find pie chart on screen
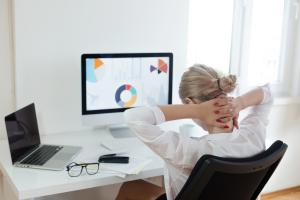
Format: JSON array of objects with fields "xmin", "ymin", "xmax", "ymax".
[{"xmin": 115, "ymin": 84, "xmax": 137, "ymax": 108}]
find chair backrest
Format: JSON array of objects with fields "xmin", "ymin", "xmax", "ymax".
[{"xmin": 175, "ymin": 140, "xmax": 288, "ymax": 200}]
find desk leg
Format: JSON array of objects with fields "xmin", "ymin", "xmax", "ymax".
[{"xmin": 144, "ymin": 176, "xmax": 164, "ymax": 187}]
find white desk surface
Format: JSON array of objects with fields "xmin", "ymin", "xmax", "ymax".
[{"xmin": 0, "ymin": 129, "xmax": 165, "ymax": 200}]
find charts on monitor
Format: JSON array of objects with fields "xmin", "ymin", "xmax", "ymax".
[{"xmin": 85, "ymin": 57, "xmax": 170, "ymax": 110}]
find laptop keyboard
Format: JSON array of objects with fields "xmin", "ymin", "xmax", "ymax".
[{"xmin": 20, "ymin": 145, "xmax": 63, "ymax": 166}]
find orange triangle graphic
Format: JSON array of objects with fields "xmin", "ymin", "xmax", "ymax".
[
  {"xmin": 94, "ymin": 58, "xmax": 104, "ymax": 69},
  {"xmin": 158, "ymin": 59, "xmax": 168, "ymax": 73}
]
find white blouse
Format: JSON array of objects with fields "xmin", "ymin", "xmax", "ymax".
[{"xmin": 124, "ymin": 85, "xmax": 273, "ymax": 200}]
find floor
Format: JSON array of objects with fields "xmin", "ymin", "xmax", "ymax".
[{"xmin": 261, "ymin": 186, "xmax": 300, "ymax": 200}]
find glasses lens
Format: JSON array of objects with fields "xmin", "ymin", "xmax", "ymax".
[
  {"xmin": 68, "ymin": 165, "xmax": 83, "ymax": 177},
  {"xmin": 86, "ymin": 164, "xmax": 99, "ymax": 175}
]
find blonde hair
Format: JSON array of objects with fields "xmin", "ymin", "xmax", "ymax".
[{"xmin": 179, "ymin": 64, "xmax": 237, "ymax": 103}]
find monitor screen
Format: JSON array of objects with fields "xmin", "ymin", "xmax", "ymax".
[{"xmin": 81, "ymin": 53, "xmax": 173, "ymax": 116}]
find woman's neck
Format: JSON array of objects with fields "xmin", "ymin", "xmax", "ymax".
[{"xmin": 208, "ymin": 120, "xmax": 234, "ymax": 134}]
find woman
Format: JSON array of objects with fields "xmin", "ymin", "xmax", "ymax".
[{"xmin": 116, "ymin": 64, "xmax": 273, "ymax": 200}]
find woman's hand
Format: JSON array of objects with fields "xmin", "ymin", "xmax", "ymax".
[
  {"xmin": 193, "ymin": 97, "xmax": 235, "ymax": 128},
  {"xmin": 212, "ymin": 97, "xmax": 243, "ymax": 129}
]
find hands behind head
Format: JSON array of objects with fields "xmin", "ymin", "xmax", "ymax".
[{"xmin": 196, "ymin": 96, "xmax": 241, "ymax": 129}]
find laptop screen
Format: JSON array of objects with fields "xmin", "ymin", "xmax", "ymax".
[{"xmin": 5, "ymin": 103, "xmax": 41, "ymax": 163}]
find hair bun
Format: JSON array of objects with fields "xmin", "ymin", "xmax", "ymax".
[{"xmin": 219, "ymin": 74, "xmax": 236, "ymax": 93}]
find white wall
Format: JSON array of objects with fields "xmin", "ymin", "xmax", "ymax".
[
  {"xmin": 0, "ymin": 0, "xmax": 15, "ymax": 139},
  {"xmin": 13, "ymin": 0, "xmax": 189, "ymax": 135}
]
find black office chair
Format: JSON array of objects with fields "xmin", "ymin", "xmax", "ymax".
[{"xmin": 156, "ymin": 140, "xmax": 287, "ymax": 200}]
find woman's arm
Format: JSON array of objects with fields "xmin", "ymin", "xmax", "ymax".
[
  {"xmin": 124, "ymin": 97, "xmax": 233, "ymax": 150},
  {"xmin": 124, "ymin": 97, "xmax": 234, "ymax": 168},
  {"xmin": 234, "ymin": 87, "xmax": 265, "ymax": 112},
  {"xmin": 124, "ymin": 100, "xmax": 232, "ymax": 169},
  {"xmin": 233, "ymin": 85, "xmax": 273, "ymax": 150}
]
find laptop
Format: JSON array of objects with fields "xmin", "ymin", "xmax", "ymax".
[{"xmin": 4, "ymin": 103, "xmax": 82, "ymax": 171}]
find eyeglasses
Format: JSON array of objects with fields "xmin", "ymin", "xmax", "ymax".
[{"xmin": 66, "ymin": 162, "xmax": 100, "ymax": 177}]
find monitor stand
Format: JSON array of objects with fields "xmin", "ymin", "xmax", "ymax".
[{"xmin": 108, "ymin": 125, "xmax": 136, "ymax": 138}]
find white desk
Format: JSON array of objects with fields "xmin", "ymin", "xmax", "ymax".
[{"xmin": 0, "ymin": 129, "xmax": 165, "ymax": 200}]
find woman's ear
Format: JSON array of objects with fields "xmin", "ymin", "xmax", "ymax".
[{"xmin": 184, "ymin": 98, "xmax": 194, "ymax": 104}]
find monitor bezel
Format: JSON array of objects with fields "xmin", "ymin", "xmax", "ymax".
[{"xmin": 81, "ymin": 52, "xmax": 173, "ymax": 115}]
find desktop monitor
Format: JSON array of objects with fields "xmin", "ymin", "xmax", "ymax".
[{"xmin": 81, "ymin": 53, "xmax": 173, "ymax": 127}]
